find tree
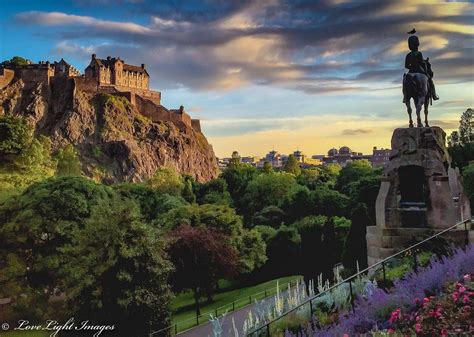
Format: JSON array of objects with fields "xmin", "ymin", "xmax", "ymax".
[
  {"xmin": 321, "ymin": 218, "xmax": 338, "ymax": 282},
  {"xmin": 462, "ymin": 161, "xmax": 474, "ymax": 208},
  {"xmin": 252, "ymin": 205, "xmax": 286, "ymax": 228},
  {"xmin": 284, "ymin": 154, "xmax": 301, "ymax": 175},
  {"xmin": 182, "ymin": 176, "xmax": 196, "ymax": 203},
  {"xmin": 342, "ymin": 204, "xmax": 369, "ymax": 274},
  {"xmin": 265, "ymin": 225, "xmax": 301, "ymax": 278},
  {"xmin": 335, "ymin": 160, "xmax": 373, "ymax": 195},
  {"xmin": 0, "ymin": 115, "xmax": 31, "ymax": 158},
  {"xmin": 0, "ymin": 176, "xmax": 116, "ymax": 322},
  {"xmin": 61, "ymin": 198, "xmax": 173, "ymax": 336},
  {"xmin": 310, "ymin": 185, "xmax": 350, "ymax": 217},
  {"xmin": 220, "ymin": 163, "xmax": 257, "ymax": 212},
  {"xmin": 194, "ymin": 178, "xmax": 232, "ymax": 205},
  {"xmin": 147, "ymin": 167, "xmax": 184, "ymax": 196},
  {"xmin": 459, "ymin": 108, "xmax": 473, "ymax": 144},
  {"xmin": 169, "ymin": 225, "xmax": 238, "ymax": 315},
  {"xmin": 56, "ymin": 144, "xmax": 82, "ymax": 176},
  {"xmin": 228, "ymin": 151, "xmax": 242, "ymax": 168},
  {"xmin": 1, "ymin": 56, "xmax": 29, "ymax": 67},
  {"xmin": 262, "ymin": 161, "xmax": 273, "ymax": 173},
  {"xmin": 163, "ymin": 203, "xmax": 267, "ymax": 274}
]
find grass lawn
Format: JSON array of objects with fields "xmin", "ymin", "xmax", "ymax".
[{"xmin": 171, "ymin": 275, "xmax": 301, "ymax": 333}]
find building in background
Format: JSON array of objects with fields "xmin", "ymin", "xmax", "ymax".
[{"xmin": 371, "ymin": 147, "xmax": 391, "ymax": 167}]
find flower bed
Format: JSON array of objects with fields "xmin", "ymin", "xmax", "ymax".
[{"xmin": 285, "ymin": 244, "xmax": 474, "ymax": 336}]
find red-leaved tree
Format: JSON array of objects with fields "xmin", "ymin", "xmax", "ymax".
[{"xmin": 168, "ymin": 225, "xmax": 239, "ymax": 316}]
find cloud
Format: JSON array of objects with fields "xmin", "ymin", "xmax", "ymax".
[
  {"xmin": 14, "ymin": 0, "xmax": 474, "ymax": 94},
  {"xmin": 341, "ymin": 128, "xmax": 374, "ymax": 136}
]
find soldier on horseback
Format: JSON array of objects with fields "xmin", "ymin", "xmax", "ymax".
[
  {"xmin": 403, "ymin": 35, "xmax": 439, "ymax": 103},
  {"xmin": 402, "ymin": 34, "xmax": 439, "ymax": 128}
]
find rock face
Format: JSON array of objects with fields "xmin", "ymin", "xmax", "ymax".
[
  {"xmin": 366, "ymin": 127, "xmax": 471, "ymax": 265},
  {"xmin": 0, "ymin": 78, "xmax": 219, "ymax": 183}
]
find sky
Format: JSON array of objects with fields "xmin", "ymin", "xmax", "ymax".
[{"xmin": 0, "ymin": 0, "xmax": 473, "ymax": 158}]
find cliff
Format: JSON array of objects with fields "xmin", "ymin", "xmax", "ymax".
[{"xmin": 0, "ymin": 78, "xmax": 219, "ymax": 183}]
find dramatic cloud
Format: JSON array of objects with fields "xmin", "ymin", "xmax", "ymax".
[
  {"xmin": 14, "ymin": 0, "xmax": 474, "ymax": 93},
  {"xmin": 341, "ymin": 128, "xmax": 374, "ymax": 136}
]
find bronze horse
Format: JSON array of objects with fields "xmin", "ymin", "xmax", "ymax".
[{"xmin": 403, "ymin": 72, "xmax": 430, "ymax": 128}]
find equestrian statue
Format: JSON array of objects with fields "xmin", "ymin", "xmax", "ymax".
[{"xmin": 402, "ymin": 30, "xmax": 439, "ymax": 128}]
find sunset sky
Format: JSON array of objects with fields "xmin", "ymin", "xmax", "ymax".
[{"xmin": 1, "ymin": 0, "xmax": 473, "ymax": 158}]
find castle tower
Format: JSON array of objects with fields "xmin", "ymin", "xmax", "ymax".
[{"xmin": 366, "ymin": 127, "xmax": 471, "ymax": 265}]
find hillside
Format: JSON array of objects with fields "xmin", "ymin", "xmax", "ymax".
[{"xmin": 0, "ymin": 78, "xmax": 219, "ymax": 183}]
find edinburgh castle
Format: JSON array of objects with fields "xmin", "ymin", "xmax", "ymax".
[{"xmin": 0, "ymin": 54, "xmax": 201, "ymax": 131}]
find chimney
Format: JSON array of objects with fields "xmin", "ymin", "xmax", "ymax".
[
  {"xmin": 92, "ymin": 54, "xmax": 96, "ymax": 59},
  {"xmin": 141, "ymin": 64, "xmax": 145, "ymax": 69}
]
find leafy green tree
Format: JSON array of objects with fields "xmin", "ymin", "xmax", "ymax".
[
  {"xmin": 228, "ymin": 151, "xmax": 242, "ymax": 167},
  {"xmin": 448, "ymin": 109, "xmax": 474, "ymax": 171},
  {"xmin": 253, "ymin": 225, "xmax": 277, "ymax": 243},
  {"xmin": 220, "ymin": 163, "xmax": 257, "ymax": 212},
  {"xmin": 335, "ymin": 160, "xmax": 373, "ymax": 195},
  {"xmin": 0, "ymin": 176, "xmax": 116, "ymax": 322},
  {"xmin": 182, "ymin": 176, "xmax": 196, "ymax": 203},
  {"xmin": 62, "ymin": 198, "xmax": 173, "ymax": 336},
  {"xmin": 169, "ymin": 225, "xmax": 238, "ymax": 315},
  {"xmin": 345, "ymin": 174, "xmax": 381, "ymax": 225},
  {"xmin": 252, "ymin": 205, "xmax": 286, "ymax": 228},
  {"xmin": 342, "ymin": 204, "xmax": 369, "ymax": 274},
  {"xmin": 114, "ymin": 183, "xmax": 186, "ymax": 221},
  {"xmin": 0, "ymin": 115, "xmax": 31, "ymax": 158},
  {"xmin": 311, "ymin": 185, "xmax": 350, "ymax": 217},
  {"xmin": 462, "ymin": 161, "xmax": 474, "ymax": 208},
  {"xmin": 293, "ymin": 215, "xmax": 327, "ymax": 282},
  {"xmin": 262, "ymin": 161, "xmax": 273, "ymax": 173},
  {"xmin": 265, "ymin": 225, "xmax": 301, "ymax": 278},
  {"xmin": 241, "ymin": 172, "xmax": 301, "ymax": 219},
  {"xmin": 296, "ymin": 168, "xmax": 325, "ymax": 189},
  {"xmin": 459, "ymin": 108, "xmax": 473, "ymax": 144},
  {"xmin": 1, "ymin": 56, "xmax": 29, "ymax": 67},
  {"xmin": 284, "ymin": 154, "xmax": 301, "ymax": 175},
  {"xmin": 195, "ymin": 178, "xmax": 232, "ymax": 205},
  {"xmin": 321, "ymin": 218, "xmax": 338, "ymax": 281},
  {"xmin": 148, "ymin": 167, "xmax": 184, "ymax": 196},
  {"xmin": 56, "ymin": 144, "xmax": 82, "ymax": 176},
  {"xmin": 163, "ymin": 203, "xmax": 266, "ymax": 274}
]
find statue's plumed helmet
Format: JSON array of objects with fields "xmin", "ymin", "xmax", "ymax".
[{"xmin": 408, "ymin": 35, "xmax": 420, "ymax": 51}]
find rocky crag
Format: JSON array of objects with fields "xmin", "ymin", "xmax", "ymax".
[{"xmin": 0, "ymin": 78, "xmax": 219, "ymax": 183}]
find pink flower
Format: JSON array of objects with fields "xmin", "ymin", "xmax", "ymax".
[
  {"xmin": 452, "ymin": 291, "xmax": 459, "ymax": 301},
  {"xmin": 441, "ymin": 328, "xmax": 448, "ymax": 336},
  {"xmin": 387, "ymin": 328, "xmax": 395, "ymax": 333},
  {"xmin": 463, "ymin": 274, "xmax": 471, "ymax": 282},
  {"xmin": 463, "ymin": 294, "xmax": 470, "ymax": 303},
  {"xmin": 343, "ymin": 334, "xmax": 349, "ymax": 337},
  {"xmin": 423, "ymin": 297, "xmax": 430, "ymax": 303},
  {"xmin": 389, "ymin": 308, "xmax": 401, "ymax": 323},
  {"xmin": 458, "ymin": 285, "xmax": 466, "ymax": 293},
  {"xmin": 415, "ymin": 323, "xmax": 423, "ymax": 333}
]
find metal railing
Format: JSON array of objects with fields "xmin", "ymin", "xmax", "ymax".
[
  {"xmin": 246, "ymin": 219, "xmax": 472, "ymax": 336},
  {"xmin": 150, "ymin": 277, "xmax": 302, "ymax": 336}
]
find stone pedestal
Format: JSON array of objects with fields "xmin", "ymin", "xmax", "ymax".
[{"xmin": 367, "ymin": 127, "xmax": 471, "ymax": 265}]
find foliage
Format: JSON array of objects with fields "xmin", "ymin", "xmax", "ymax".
[
  {"xmin": 0, "ymin": 176, "xmax": 116, "ymax": 322},
  {"xmin": 284, "ymin": 154, "xmax": 301, "ymax": 176},
  {"xmin": 342, "ymin": 204, "xmax": 369, "ymax": 273},
  {"xmin": 194, "ymin": 177, "xmax": 232, "ymax": 205},
  {"xmin": 169, "ymin": 225, "xmax": 238, "ymax": 316},
  {"xmin": 55, "ymin": 144, "xmax": 82, "ymax": 176},
  {"xmin": 448, "ymin": 108, "xmax": 474, "ymax": 171},
  {"xmin": 0, "ymin": 115, "xmax": 31, "ymax": 157},
  {"xmin": 147, "ymin": 167, "xmax": 184, "ymax": 196},
  {"xmin": 60, "ymin": 198, "xmax": 173, "ymax": 336},
  {"xmin": 335, "ymin": 160, "xmax": 373, "ymax": 195},
  {"xmin": 1, "ymin": 56, "xmax": 29, "ymax": 67},
  {"xmin": 265, "ymin": 225, "xmax": 302, "ymax": 278},
  {"xmin": 182, "ymin": 176, "xmax": 196, "ymax": 203},
  {"xmin": 252, "ymin": 205, "xmax": 286, "ymax": 228},
  {"xmin": 462, "ymin": 161, "xmax": 474, "ymax": 207},
  {"xmin": 220, "ymin": 162, "xmax": 258, "ymax": 212},
  {"xmin": 114, "ymin": 183, "xmax": 186, "ymax": 221},
  {"xmin": 262, "ymin": 161, "xmax": 273, "ymax": 173},
  {"xmin": 163, "ymin": 203, "xmax": 266, "ymax": 274}
]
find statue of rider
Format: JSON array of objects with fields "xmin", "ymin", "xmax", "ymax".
[{"xmin": 403, "ymin": 35, "xmax": 439, "ymax": 103}]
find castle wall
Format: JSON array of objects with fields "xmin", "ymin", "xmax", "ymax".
[
  {"xmin": 73, "ymin": 77, "xmax": 99, "ymax": 92},
  {"xmin": 191, "ymin": 119, "xmax": 201, "ymax": 132},
  {"xmin": 15, "ymin": 66, "xmax": 54, "ymax": 84},
  {"xmin": 0, "ymin": 68, "xmax": 14, "ymax": 89}
]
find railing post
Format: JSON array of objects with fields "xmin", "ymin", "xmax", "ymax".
[
  {"xmin": 464, "ymin": 220, "xmax": 469, "ymax": 246},
  {"xmin": 232, "ymin": 301, "xmax": 235, "ymax": 311},
  {"xmin": 196, "ymin": 314, "xmax": 199, "ymax": 326},
  {"xmin": 174, "ymin": 324, "xmax": 177, "ymax": 335},
  {"xmin": 382, "ymin": 261, "xmax": 386, "ymax": 283},
  {"xmin": 349, "ymin": 279, "xmax": 355, "ymax": 312},
  {"xmin": 215, "ymin": 308, "xmax": 218, "ymax": 317},
  {"xmin": 264, "ymin": 290, "xmax": 267, "ymax": 298},
  {"xmin": 266, "ymin": 323, "xmax": 271, "ymax": 337},
  {"xmin": 309, "ymin": 299, "xmax": 313, "ymax": 320},
  {"xmin": 412, "ymin": 249, "xmax": 418, "ymax": 273},
  {"xmin": 249, "ymin": 295, "xmax": 252, "ymax": 304}
]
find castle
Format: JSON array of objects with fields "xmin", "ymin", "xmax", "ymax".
[{"xmin": 0, "ymin": 54, "xmax": 201, "ymax": 132}]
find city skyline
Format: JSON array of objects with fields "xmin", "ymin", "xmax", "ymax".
[{"xmin": 2, "ymin": 0, "xmax": 472, "ymax": 157}]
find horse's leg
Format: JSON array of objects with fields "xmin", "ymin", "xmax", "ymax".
[
  {"xmin": 406, "ymin": 100, "xmax": 413, "ymax": 128},
  {"xmin": 416, "ymin": 97, "xmax": 423, "ymax": 127},
  {"xmin": 424, "ymin": 99, "xmax": 429, "ymax": 127}
]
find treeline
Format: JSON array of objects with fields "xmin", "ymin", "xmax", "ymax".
[{"xmin": 0, "ymin": 109, "xmax": 473, "ymax": 336}]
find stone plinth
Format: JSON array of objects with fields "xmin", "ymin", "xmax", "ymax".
[{"xmin": 367, "ymin": 127, "xmax": 471, "ymax": 264}]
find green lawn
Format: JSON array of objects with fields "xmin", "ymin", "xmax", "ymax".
[{"xmin": 171, "ymin": 275, "xmax": 302, "ymax": 333}]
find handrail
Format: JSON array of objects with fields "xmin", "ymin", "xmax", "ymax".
[
  {"xmin": 150, "ymin": 277, "xmax": 302, "ymax": 336},
  {"xmin": 246, "ymin": 218, "xmax": 472, "ymax": 336}
]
